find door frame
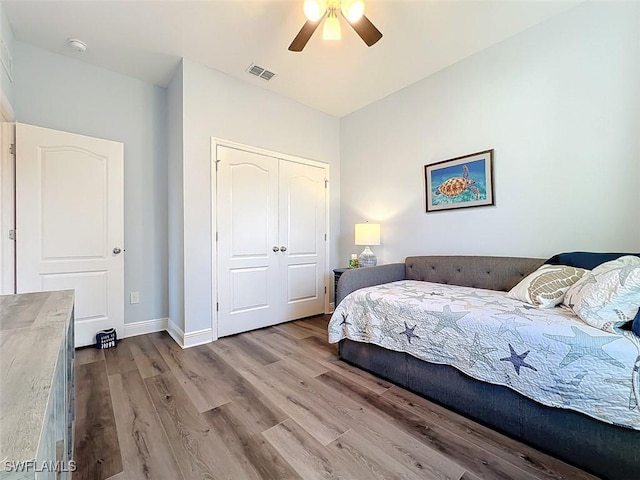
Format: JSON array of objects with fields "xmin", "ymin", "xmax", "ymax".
[
  {"xmin": 210, "ymin": 138, "xmax": 331, "ymax": 340},
  {"xmin": 0, "ymin": 87, "xmax": 15, "ymax": 295}
]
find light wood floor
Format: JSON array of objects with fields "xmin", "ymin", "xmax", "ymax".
[{"xmin": 73, "ymin": 315, "xmax": 597, "ymax": 480}]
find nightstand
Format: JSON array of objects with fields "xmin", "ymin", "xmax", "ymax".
[{"xmin": 333, "ymin": 268, "xmax": 349, "ymax": 306}]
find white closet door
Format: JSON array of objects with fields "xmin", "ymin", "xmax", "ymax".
[
  {"xmin": 216, "ymin": 146, "xmax": 280, "ymax": 337},
  {"xmin": 216, "ymin": 144, "xmax": 328, "ymax": 337},
  {"xmin": 279, "ymin": 160, "xmax": 326, "ymax": 321},
  {"xmin": 15, "ymin": 123, "xmax": 124, "ymax": 347}
]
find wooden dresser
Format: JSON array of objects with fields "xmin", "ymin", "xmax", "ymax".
[{"xmin": 0, "ymin": 291, "xmax": 75, "ymax": 479}]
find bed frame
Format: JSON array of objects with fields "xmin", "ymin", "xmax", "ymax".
[{"xmin": 336, "ymin": 256, "xmax": 639, "ymax": 480}]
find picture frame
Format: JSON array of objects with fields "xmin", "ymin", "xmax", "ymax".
[{"xmin": 424, "ymin": 149, "xmax": 494, "ymax": 213}]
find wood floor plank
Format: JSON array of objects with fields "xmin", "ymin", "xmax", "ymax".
[
  {"xmin": 461, "ymin": 472, "xmax": 484, "ymax": 480},
  {"xmin": 262, "ymin": 419, "xmax": 372, "ymax": 480},
  {"xmin": 104, "ymin": 339, "xmax": 138, "ymax": 376},
  {"xmin": 256, "ymin": 329, "xmax": 392, "ymax": 395},
  {"xmin": 300, "ymin": 334, "xmax": 339, "ymax": 357},
  {"xmin": 221, "ymin": 353, "xmax": 350, "ymax": 446},
  {"xmin": 202, "ymin": 403, "xmax": 301, "ymax": 480},
  {"xmin": 129, "ymin": 334, "xmax": 169, "ymax": 378},
  {"xmin": 208, "ymin": 335, "xmax": 282, "ymax": 375},
  {"xmin": 327, "ymin": 428, "xmax": 432, "ymax": 480},
  {"xmin": 108, "ymin": 370, "xmax": 183, "ymax": 480},
  {"xmin": 74, "ymin": 360, "xmax": 123, "ymax": 480},
  {"xmin": 316, "ymin": 369, "xmax": 540, "ymax": 480},
  {"xmin": 150, "ymin": 332, "xmax": 231, "ymax": 412},
  {"xmin": 246, "ymin": 330, "xmax": 330, "ymax": 377},
  {"xmin": 187, "ymin": 344, "xmax": 289, "ymax": 433},
  {"xmin": 272, "ymin": 321, "xmax": 316, "ymax": 339},
  {"xmin": 223, "ymin": 334, "xmax": 281, "ymax": 366},
  {"xmin": 323, "ymin": 357, "xmax": 393, "ymax": 395},
  {"xmin": 381, "ymin": 387, "xmax": 598, "ymax": 480},
  {"xmin": 75, "ymin": 346, "xmax": 105, "ymax": 365},
  {"xmin": 333, "ymin": 401, "xmax": 466, "ymax": 480},
  {"xmin": 289, "ymin": 318, "xmax": 330, "ymax": 339},
  {"xmin": 145, "ymin": 371, "xmax": 247, "ymax": 480}
]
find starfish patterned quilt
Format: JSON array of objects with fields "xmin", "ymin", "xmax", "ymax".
[{"xmin": 329, "ymin": 280, "xmax": 640, "ymax": 430}]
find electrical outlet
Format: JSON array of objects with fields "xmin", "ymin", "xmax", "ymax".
[{"xmin": 130, "ymin": 292, "xmax": 140, "ymax": 304}]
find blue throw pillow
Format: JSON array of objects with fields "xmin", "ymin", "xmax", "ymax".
[{"xmin": 545, "ymin": 252, "xmax": 640, "ymax": 270}]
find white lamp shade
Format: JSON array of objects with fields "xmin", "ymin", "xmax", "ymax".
[
  {"xmin": 355, "ymin": 223, "xmax": 380, "ymax": 246},
  {"xmin": 322, "ymin": 13, "xmax": 342, "ymax": 40},
  {"xmin": 341, "ymin": 0, "xmax": 365, "ymax": 22},
  {"xmin": 303, "ymin": 0, "xmax": 327, "ymax": 22}
]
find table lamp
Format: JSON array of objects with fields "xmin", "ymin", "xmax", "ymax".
[{"xmin": 355, "ymin": 223, "xmax": 380, "ymax": 267}]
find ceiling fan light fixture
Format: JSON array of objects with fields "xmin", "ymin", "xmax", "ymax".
[
  {"xmin": 341, "ymin": 0, "xmax": 365, "ymax": 23},
  {"xmin": 303, "ymin": 0, "xmax": 327, "ymax": 22},
  {"xmin": 322, "ymin": 10, "xmax": 342, "ymax": 40}
]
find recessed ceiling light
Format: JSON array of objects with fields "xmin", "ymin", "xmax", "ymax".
[{"xmin": 67, "ymin": 38, "xmax": 87, "ymax": 53}]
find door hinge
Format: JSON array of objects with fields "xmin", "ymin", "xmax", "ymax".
[
  {"xmin": 216, "ymin": 232, "xmax": 219, "ymax": 241},
  {"xmin": 324, "ymin": 233, "xmax": 327, "ymax": 241},
  {"xmin": 8, "ymin": 229, "xmax": 15, "ymax": 241},
  {"xmin": 9, "ymin": 144, "xmax": 15, "ymax": 155},
  {"xmin": 324, "ymin": 285, "xmax": 327, "ymax": 294},
  {"xmin": 324, "ymin": 179, "xmax": 328, "ymax": 188},
  {"xmin": 216, "ymin": 302, "xmax": 219, "ymax": 311}
]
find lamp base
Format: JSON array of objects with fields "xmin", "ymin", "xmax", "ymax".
[{"xmin": 358, "ymin": 246, "xmax": 377, "ymax": 268}]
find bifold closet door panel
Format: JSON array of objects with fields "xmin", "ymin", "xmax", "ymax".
[
  {"xmin": 216, "ymin": 146, "xmax": 281, "ymax": 337},
  {"xmin": 278, "ymin": 160, "xmax": 326, "ymax": 321}
]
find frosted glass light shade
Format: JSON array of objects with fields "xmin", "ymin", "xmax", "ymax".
[
  {"xmin": 322, "ymin": 13, "xmax": 341, "ymax": 40},
  {"xmin": 355, "ymin": 223, "xmax": 380, "ymax": 246},
  {"xmin": 303, "ymin": 0, "xmax": 327, "ymax": 21},
  {"xmin": 341, "ymin": 0, "xmax": 365, "ymax": 22}
]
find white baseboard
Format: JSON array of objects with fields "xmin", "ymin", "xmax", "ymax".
[
  {"xmin": 123, "ymin": 317, "xmax": 168, "ymax": 338},
  {"xmin": 183, "ymin": 328, "xmax": 214, "ymax": 348},
  {"xmin": 167, "ymin": 318, "xmax": 185, "ymax": 348},
  {"xmin": 124, "ymin": 317, "xmax": 214, "ymax": 349}
]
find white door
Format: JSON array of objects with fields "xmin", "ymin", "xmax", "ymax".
[
  {"xmin": 216, "ymin": 146, "xmax": 280, "ymax": 337},
  {"xmin": 279, "ymin": 160, "xmax": 326, "ymax": 321},
  {"xmin": 216, "ymin": 145, "xmax": 327, "ymax": 337},
  {"xmin": 16, "ymin": 123, "xmax": 124, "ymax": 347}
]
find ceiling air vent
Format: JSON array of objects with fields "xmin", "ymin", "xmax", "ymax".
[{"xmin": 246, "ymin": 63, "xmax": 277, "ymax": 81}]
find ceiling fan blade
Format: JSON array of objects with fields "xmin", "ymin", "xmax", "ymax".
[
  {"xmin": 348, "ymin": 14, "xmax": 383, "ymax": 47},
  {"xmin": 288, "ymin": 19, "xmax": 322, "ymax": 52}
]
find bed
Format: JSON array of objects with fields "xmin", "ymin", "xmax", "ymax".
[{"xmin": 330, "ymin": 255, "xmax": 640, "ymax": 480}]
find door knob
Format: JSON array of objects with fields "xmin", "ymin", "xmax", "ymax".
[
  {"xmin": 280, "ymin": 246, "xmax": 287, "ymax": 252},
  {"xmin": 113, "ymin": 247, "xmax": 122, "ymax": 255},
  {"xmin": 272, "ymin": 246, "xmax": 279, "ymax": 252}
]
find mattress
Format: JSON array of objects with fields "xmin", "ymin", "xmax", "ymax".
[{"xmin": 329, "ymin": 280, "xmax": 640, "ymax": 430}]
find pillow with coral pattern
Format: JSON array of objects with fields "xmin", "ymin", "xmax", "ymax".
[
  {"xmin": 564, "ymin": 255, "xmax": 640, "ymax": 332},
  {"xmin": 506, "ymin": 264, "xmax": 588, "ymax": 308}
]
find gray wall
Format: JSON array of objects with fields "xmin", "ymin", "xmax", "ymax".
[
  {"xmin": 167, "ymin": 61, "xmax": 184, "ymax": 331},
  {"xmin": 340, "ymin": 2, "xmax": 640, "ymax": 264},
  {"xmin": 176, "ymin": 59, "xmax": 341, "ymax": 335},
  {"xmin": 13, "ymin": 42, "xmax": 169, "ymax": 324}
]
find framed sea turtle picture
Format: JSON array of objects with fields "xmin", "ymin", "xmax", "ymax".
[{"xmin": 424, "ymin": 149, "xmax": 495, "ymax": 212}]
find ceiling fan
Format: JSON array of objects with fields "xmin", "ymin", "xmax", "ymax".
[{"xmin": 289, "ymin": 0, "xmax": 383, "ymax": 52}]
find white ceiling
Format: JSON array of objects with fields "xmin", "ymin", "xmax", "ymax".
[{"xmin": 3, "ymin": 1, "xmax": 579, "ymax": 117}]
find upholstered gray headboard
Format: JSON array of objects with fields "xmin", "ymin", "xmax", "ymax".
[
  {"xmin": 405, "ymin": 256, "xmax": 544, "ymax": 292},
  {"xmin": 336, "ymin": 255, "xmax": 546, "ymax": 305}
]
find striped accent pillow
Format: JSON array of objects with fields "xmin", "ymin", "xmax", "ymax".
[{"xmin": 506, "ymin": 264, "xmax": 587, "ymax": 308}]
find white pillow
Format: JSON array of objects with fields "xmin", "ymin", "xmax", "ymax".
[
  {"xmin": 506, "ymin": 264, "xmax": 588, "ymax": 308},
  {"xmin": 564, "ymin": 255, "xmax": 640, "ymax": 332}
]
